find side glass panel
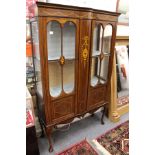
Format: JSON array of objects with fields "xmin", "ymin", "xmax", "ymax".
[
  {"xmin": 31, "ymin": 21, "xmax": 43, "ymax": 97},
  {"xmin": 63, "ymin": 60, "xmax": 75, "ymax": 93},
  {"xmin": 47, "ymin": 21, "xmax": 61, "ymax": 60},
  {"xmin": 103, "ymin": 25, "xmax": 112, "ymax": 54},
  {"xmin": 48, "ymin": 61, "xmax": 62, "ymax": 97},
  {"xmin": 63, "ymin": 22, "xmax": 75, "ymax": 59}
]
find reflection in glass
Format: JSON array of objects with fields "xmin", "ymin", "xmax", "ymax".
[
  {"xmin": 31, "ymin": 22, "xmax": 43, "ymax": 96},
  {"xmin": 92, "ymin": 24, "xmax": 103, "ymax": 56},
  {"xmin": 115, "ymin": 46, "xmax": 129, "ymax": 108},
  {"xmin": 47, "ymin": 21, "xmax": 61, "ymax": 60},
  {"xmin": 100, "ymin": 56, "xmax": 109, "ymax": 84},
  {"xmin": 103, "ymin": 25, "xmax": 112, "ymax": 54},
  {"xmin": 48, "ymin": 61, "xmax": 62, "ymax": 97},
  {"xmin": 63, "ymin": 22, "xmax": 75, "ymax": 59},
  {"xmin": 63, "ymin": 60, "xmax": 75, "ymax": 93},
  {"xmin": 31, "ymin": 22, "xmax": 40, "ymax": 60},
  {"xmin": 90, "ymin": 57, "xmax": 100, "ymax": 86}
]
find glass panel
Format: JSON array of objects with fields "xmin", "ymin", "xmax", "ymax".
[
  {"xmin": 32, "ymin": 22, "xmax": 40, "ymax": 60},
  {"xmin": 90, "ymin": 56, "xmax": 100, "ymax": 86},
  {"xmin": 31, "ymin": 21, "xmax": 43, "ymax": 97},
  {"xmin": 48, "ymin": 61, "xmax": 62, "ymax": 97},
  {"xmin": 115, "ymin": 46, "xmax": 129, "ymax": 108},
  {"xmin": 63, "ymin": 60, "xmax": 75, "ymax": 93},
  {"xmin": 100, "ymin": 56, "xmax": 109, "ymax": 84},
  {"xmin": 92, "ymin": 24, "xmax": 103, "ymax": 56},
  {"xmin": 103, "ymin": 25, "xmax": 112, "ymax": 54},
  {"xmin": 47, "ymin": 21, "xmax": 61, "ymax": 60},
  {"xmin": 63, "ymin": 22, "xmax": 75, "ymax": 59}
]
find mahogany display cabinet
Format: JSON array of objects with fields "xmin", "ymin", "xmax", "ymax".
[{"xmin": 29, "ymin": 2, "xmax": 120, "ymax": 152}]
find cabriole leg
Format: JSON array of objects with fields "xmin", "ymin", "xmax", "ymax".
[
  {"xmin": 101, "ymin": 107, "xmax": 106, "ymax": 125},
  {"xmin": 38, "ymin": 118, "xmax": 44, "ymax": 137},
  {"xmin": 91, "ymin": 113, "xmax": 94, "ymax": 117},
  {"xmin": 45, "ymin": 127, "xmax": 53, "ymax": 152}
]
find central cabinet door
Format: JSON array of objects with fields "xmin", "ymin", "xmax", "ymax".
[
  {"xmin": 45, "ymin": 18, "xmax": 79, "ymax": 123},
  {"xmin": 87, "ymin": 20, "xmax": 113, "ymax": 110}
]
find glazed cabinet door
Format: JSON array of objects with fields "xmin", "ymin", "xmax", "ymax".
[
  {"xmin": 87, "ymin": 20, "xmax": 115, "ymax": 110},
  {"xmin": 44, "ymin": 17, "xmax": 79, "ymax": 123}
]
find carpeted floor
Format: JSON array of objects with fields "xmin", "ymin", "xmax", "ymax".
[
  {"xmin": 38, "ymin": 112, "xmax": 129, "ymax": 155},
  {"xmin": 96, "ymin": 121, "xmax": 129, "ymax": 155},
  {"xmin": 57, "ymin": 139, "xmax": 98, "ymax": 155}
]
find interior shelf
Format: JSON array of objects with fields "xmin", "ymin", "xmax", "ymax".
[
  {"xmin": 48, "ymin": 56, "xmax": 75, "ymax": 61},
  {"xmin": 92, "ymin": 50, "xmax": 110, "ymax": 57}
]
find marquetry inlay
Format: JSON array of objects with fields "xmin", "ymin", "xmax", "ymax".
[{"xmin": 81, "ymin": 36, "xmax": 89, "ymax": 67}]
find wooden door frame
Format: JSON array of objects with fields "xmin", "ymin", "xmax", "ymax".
[
  {"xmin": 87, "ymin": 20, "xmax": 117, "ymax": 112},
  {"xmin": 41, "ymin": 17, "xmax": 79, "ymax": 124}
]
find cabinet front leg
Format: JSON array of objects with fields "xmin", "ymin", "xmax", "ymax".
[
  {"xmin": 45, "ymin": 127, "xmax": 53, "ymax": 153},
  {"xmin": 91, "ymin": 113, "xmax": 94, "ymax": 117},
  {"xmin": 38, "ymin": 118, "xmax": 45, "ymax": 137},
  {"xmin": 101, "ymin": 107, "xmax": 106, "ymax": 125}
]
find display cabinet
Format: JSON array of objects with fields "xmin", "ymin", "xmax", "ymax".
[{"xmin": 29, "ymin": 2, "xmax": 120, "ymax": 152}]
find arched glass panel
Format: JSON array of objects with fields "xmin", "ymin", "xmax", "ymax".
[
  {"xmin": 47, "ymin": 21, "xmax": 62, "ymax": 97},
  {"xmin": 90, "ymin": 56, "xmax": 100, "ymax": 86},
  {"xmin": 48, "ymin": 61, "xmax": 62, "ymax": 97},
  {"xmin": 91, "ymin": 24, "xmax": 103, "ymax": 87},
  {"xmin": 103, "ymin": 25, "xmax": 112, "ymax": 54},
  {"xmin": 63, "ymin": 60, "xmax": 75, "ymax": 93},
  {"xmin": 100, "ymin": 56, "xmax": 109, "ymax": 84},
  {"xmin": 47, "ymin": 21, "xmax": 61, "ymax": 60},
  {"xmin": 63, "ymin": 22, "xmax": 75, "ymax": 59},
  {"xmin": 92, "ymin": 24, "xmax": 103, "ymax": 56}
]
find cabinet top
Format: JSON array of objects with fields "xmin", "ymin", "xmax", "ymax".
[{"xmin": 29, "ymin": 2, "xmax": 120, "ymax": 21}]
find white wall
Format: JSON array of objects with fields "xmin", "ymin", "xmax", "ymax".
[
  {"xmin": 47, "ymin": 0, "xmax": 117, "ymax": 12},
  {"xmin": 117, "ymin": 25, "xmax": 129, "ymax": 36},
  {"xmin": 47, "ymin": 0, "xmax": 129, "ymax": 37}
]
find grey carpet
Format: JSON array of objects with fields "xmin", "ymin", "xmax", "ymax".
[{"xmin": 38, "ymin": 112, "xmax": 129, "ymax": 155}]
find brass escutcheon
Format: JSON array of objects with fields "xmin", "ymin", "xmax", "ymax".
[
  {"xmin": 100, "ymin": 53, "xmax": 104, "ymax": 60},
  {"xmin": 82, "ymin": 36, "xmax": 89, "ymax": 63},
  {"xmin": 59, "ymin": 56, "xmax": 65, "ymax": 65}
]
